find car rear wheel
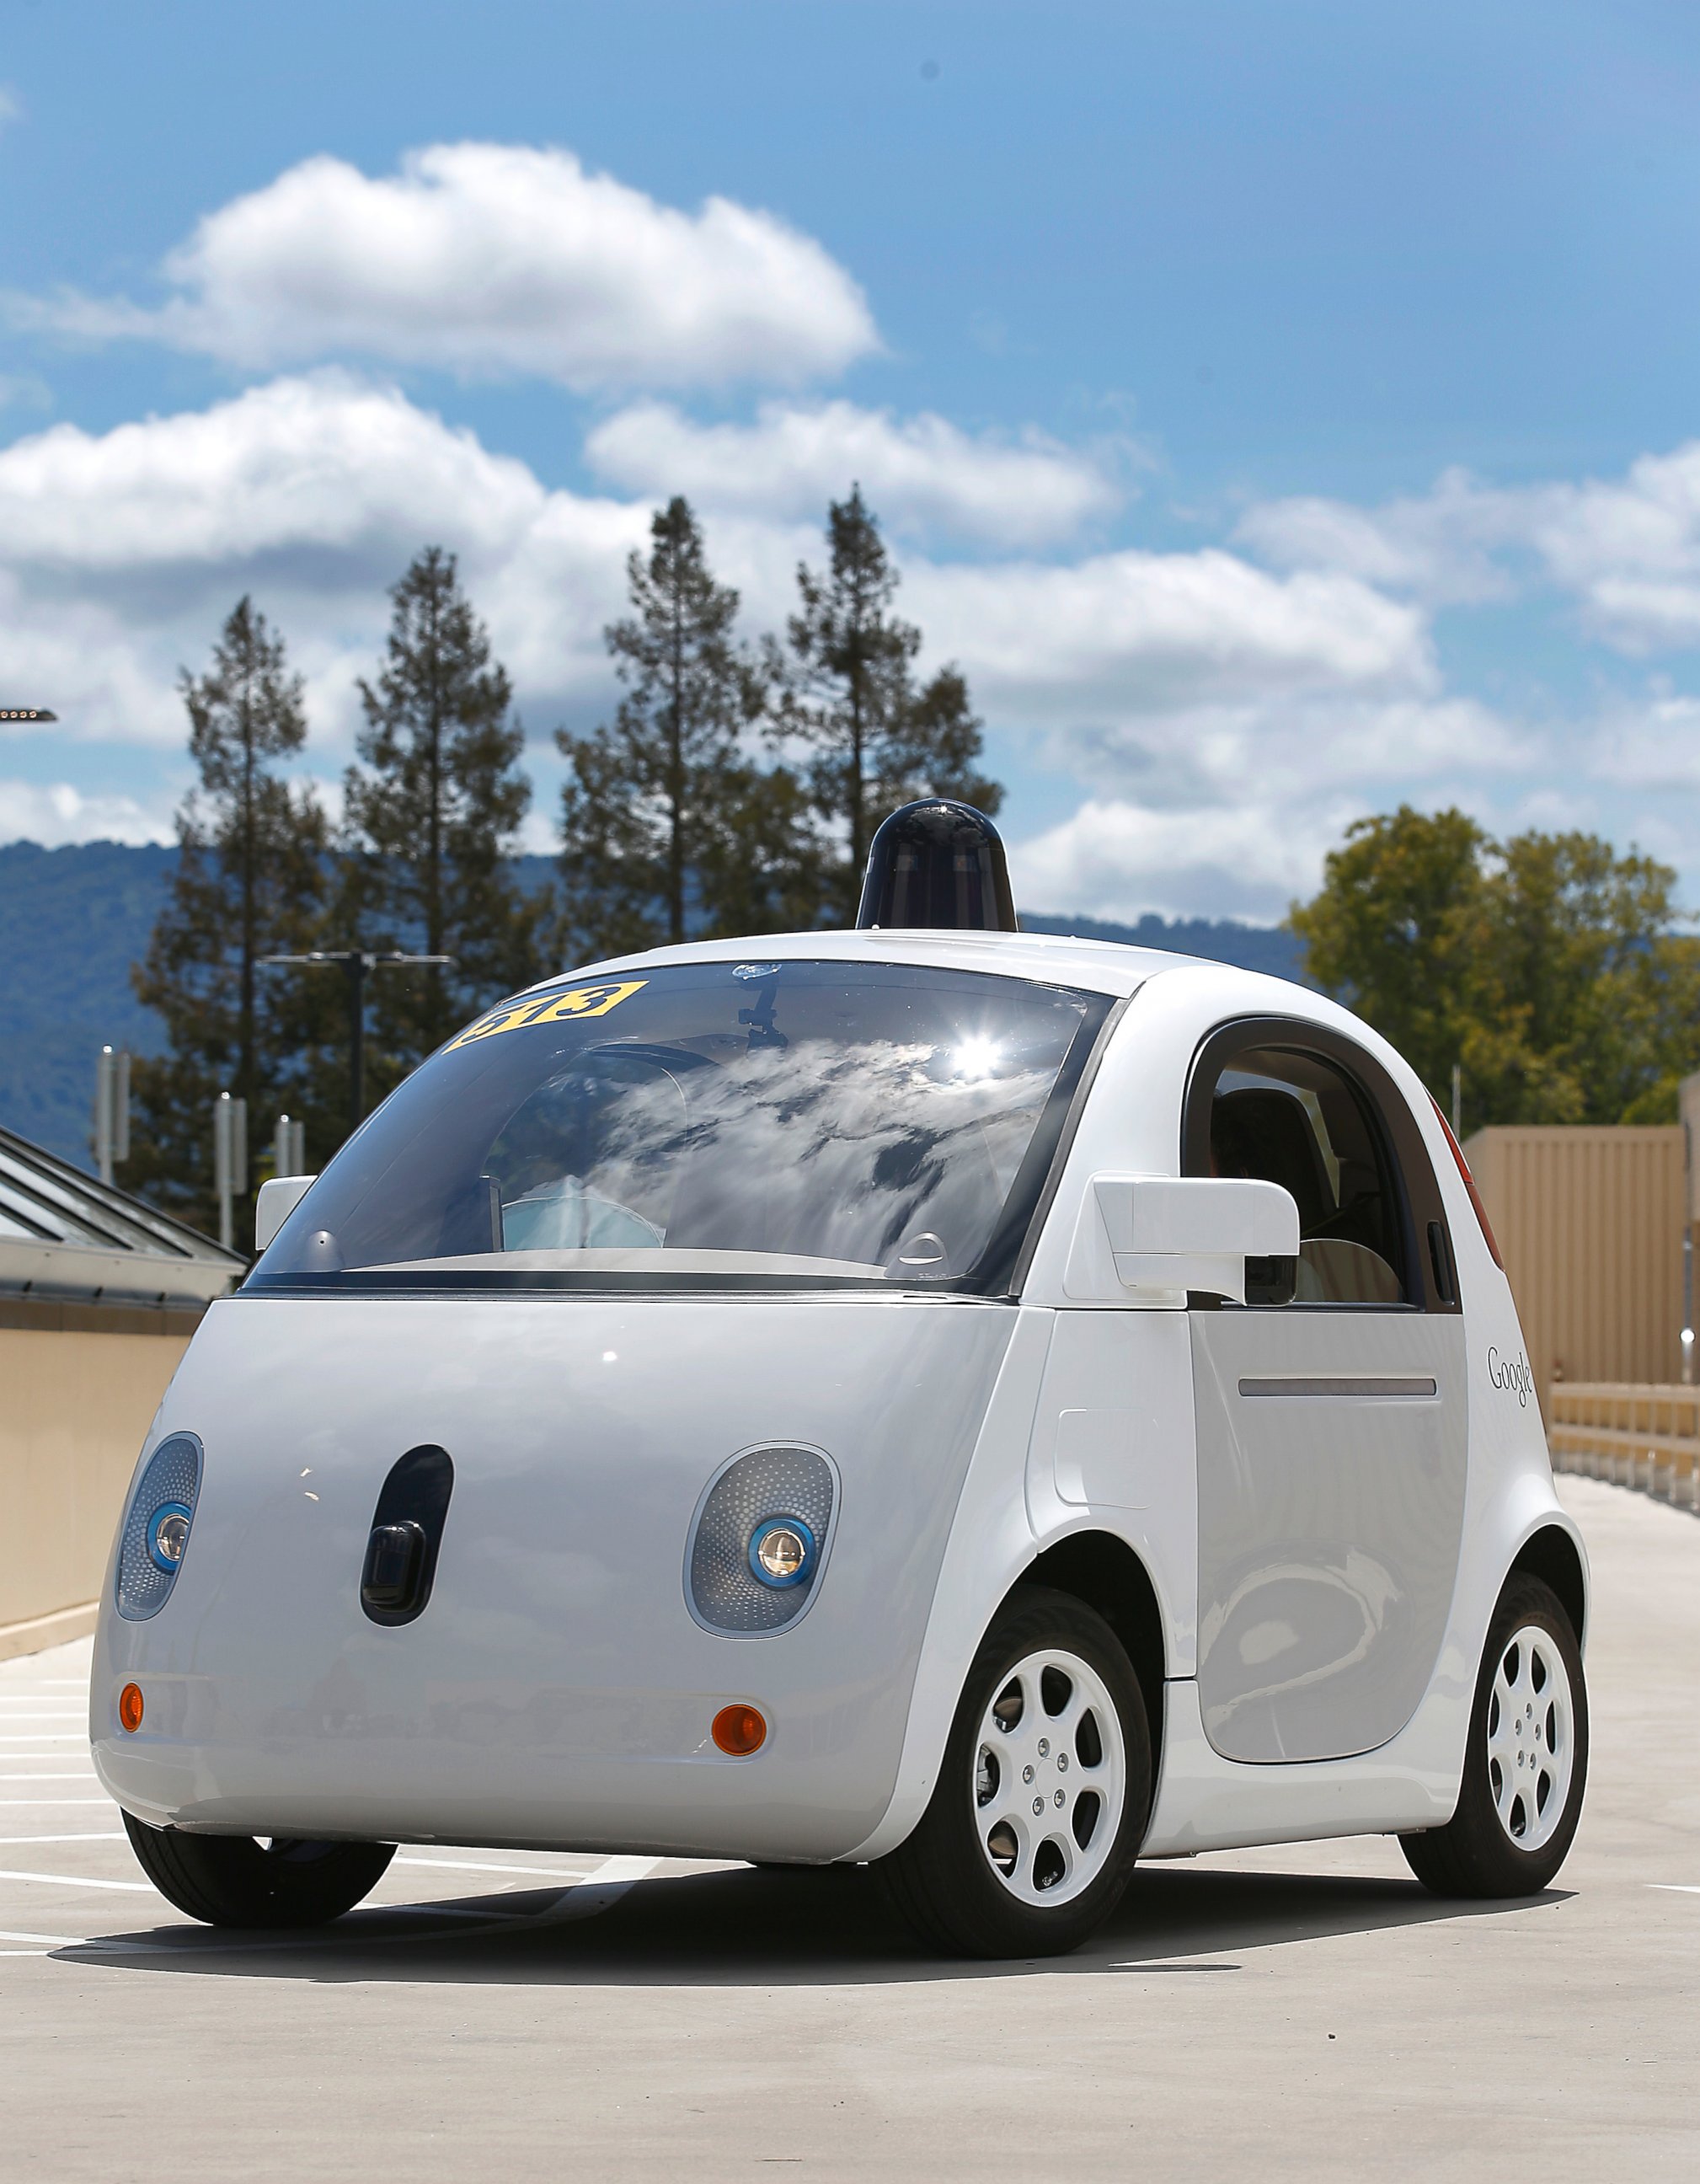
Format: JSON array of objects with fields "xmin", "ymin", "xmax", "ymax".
[
  {"xmin": 879, "ymin": 1587, "xmax": 1151, "ymax": 1958},
  {"xmin": 121, "ymin": 1812, "xmax": 397, "ymax": 1928},
  {"xmin": 1400, "ymin": 1572, "xmax": 1587, "ymax": 1898}
]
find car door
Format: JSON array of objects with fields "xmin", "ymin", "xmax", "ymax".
[{"xmin": 1185, "ymin": 1018, "xmax": 1467, "ymax": 1764}]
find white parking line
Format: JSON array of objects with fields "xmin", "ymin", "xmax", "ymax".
[
  {"xmin": 530, "ymin": 1854, "xmax": 660, "ymax": 1925},
  {"xmin": 0, "ymin": 1735, "xmax": 85, "ymax": 1743},
  {"xmin": 0, "ymin": 1867, "xmax": 152, "ymax": 1893},
  {"xmin": 0, "ymin": 1800, "xmax": 112, "ymax": 1807},
  {"xmin": 0, "ymin": 1930, "xmax": 160, "ymax": 1958},
  {"xmin": 0, "ymin": 1834, "xmax": 126, "ymax": 1846}
]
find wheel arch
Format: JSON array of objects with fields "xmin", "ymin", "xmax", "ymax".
[
  {"xmin": 1508, "ymin": 1522, "xmax": 1588, "ymax": 1650},
  {"xmin": 1004, "ymin": 1528, "xmax": 1167, "ymax": 1819}
]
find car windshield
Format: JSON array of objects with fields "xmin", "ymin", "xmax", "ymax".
[{"xmin": 247, "ymin": 959, "xmax": 1111, "ymax": 1295}]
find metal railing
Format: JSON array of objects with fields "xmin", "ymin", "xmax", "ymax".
[{"xmin": 1548, "ymin": 1382, "xmax": 1700, "ymax": 1512}]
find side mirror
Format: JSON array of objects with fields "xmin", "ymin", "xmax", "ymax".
[
  {"xmin": 255, "ymin": 1173, "xmax": 317, "ymax": 1253},
  {"xmin": 1064, "ymin": 1174, "xmax": 1301, "ymax": 1304}
]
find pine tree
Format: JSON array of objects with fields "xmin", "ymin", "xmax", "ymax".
[
  {"xmin": 129, "ymin": 597, "xmax": 329, "ymax": 1235},
  {"xmin": 557, "ymin": 497, "xmax": 813, "ymax": 959},
  {"xmin": 697, "ymin": 758, "xmax": 827, "ymax": 938},
  {"xmin": 344, "ymin": 547, "xmax": 545, "ymax": 1085},
  {"xmin": 781, "ymin": 486, "xmax": 1001, "ymax": 921}
]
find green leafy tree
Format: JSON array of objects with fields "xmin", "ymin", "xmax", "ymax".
[
  {"xmin": 1467, "ymin": 831, "xmax": 1700, "ymax": 1124},
  {"xmin": 695, "ymin": 757, "xmax": 826, "ymax": 938},
  {"xmin": 779, "ymin": 486, "xmax": 1001, "ymax": 922},
  {"xmin": 344, "ymin": 547, "xmax": 546, "ymax": 1091},
  {"xmin": 1290, "ymin": 805, "xmax": 1700, "ymax": 1126},
  {"xmin": 129, "ymin": 597, "xmax": 329, "ymax": 1234},
  {"xmin": 1287, "ymin": 806, "xmax": 1491, "ymax": 1100},
  {"xmin": 558, "ymin": 497, "xmax": 817, "ymax": 959}
]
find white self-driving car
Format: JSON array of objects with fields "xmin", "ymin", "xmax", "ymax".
[{"xmin": 92, "ymin": 804, "xmax": 1587, "ymax": 1957}]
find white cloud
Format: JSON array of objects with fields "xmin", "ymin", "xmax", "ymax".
[
  {"xmin": 1077, "ymin": 693, "xmax": 1523, "ymax": 810},
  {"xmin": 1517, "ymin": 444, "xmax": 1700, "ymax": 650},
  {"xmin": 0, "ymin": 372, "xmax": 545, "ymax": 572},
  {"xmin": 0, "ymin": 778, "xmax": 170, "ymax": 848},
  {"xmin": 1235, "ymin": 466, "xmax": 1517, "ymax": 607},
  {"xmin": 17, "ymin": 142, "xmax": 877, "ymax": 391},
  {"xmin": 1580, "ymin": 690, "xmax": 1700, "ymax": 791},
  {"xmin": 1010, "ymin": 797, "xmax": 1346, "ymax": 923},
  {"xmin": 0, "ymin": 85, "xmax": 21, "ymax": 131},
  {"xmin": 1239, "ymin": 440, "xmax": 1700, "ymax": 652},
  {"xmin": 585, "ymin": 399, "xmax": 1119, "ymax": 547},
  {"xmin": 0, "ymin": 375, "xmax": 648, "ymax": 749},
  {"xmin": 1000, "ymin": 689, "xmax": 1532, "ymax": 922},
  {"xmin": 906, "ymin": 549, "xmax": 1431, "ymax": 716}
]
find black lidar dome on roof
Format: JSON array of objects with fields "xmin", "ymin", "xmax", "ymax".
[{"xmin": 854, "ymin": 800, "xmax": 1018, "ymax": 934}]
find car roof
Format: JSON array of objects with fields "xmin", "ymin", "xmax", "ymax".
[{"xmin": 530, "ymin": 925, "xmax": 1311, "ymax": 1008}]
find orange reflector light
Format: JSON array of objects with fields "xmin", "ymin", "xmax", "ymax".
[
  {"xmin": 118, "ymin": 1683, "xmax": 144, "ymax": 1734},
  {"xmin": 711, "ymin": 1703, "xmax": 767, "ymax": 1756}
]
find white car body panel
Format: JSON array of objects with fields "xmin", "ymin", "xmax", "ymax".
[{"xmin": 91, "ymin": 930, "xmax": 1585, "ymax": 1872}]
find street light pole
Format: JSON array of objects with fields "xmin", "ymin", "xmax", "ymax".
[{"xmin": 259, "ymin": 950, "xmax": 455, "ymax": 1143}]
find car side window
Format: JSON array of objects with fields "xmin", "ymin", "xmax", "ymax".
[{"xmin": 1198, "ymin": 1043, "xmax": 1409, "ymax": 1306}]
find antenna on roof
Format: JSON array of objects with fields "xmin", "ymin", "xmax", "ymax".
[{"xmin": 854, "ymin": 799, "xmax": 1018, "ymax": 934}]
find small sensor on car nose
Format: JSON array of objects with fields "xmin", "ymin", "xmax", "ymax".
[
  {"xmin": 750, "ymin": 1518, "xmax": 814, "ymax": 1588},
  {"xmin": 361, "ymin": 1521, "xmax": 426, "ymax": 1611}
]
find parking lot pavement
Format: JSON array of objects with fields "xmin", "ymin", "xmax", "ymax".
[{"xmin": 2, "ymin": 1472, "xmax": 1695, "ymax": 2182}]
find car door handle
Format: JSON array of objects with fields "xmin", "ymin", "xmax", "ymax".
[{"xmin": 1237, "ymin": 1375, "xmax": 1439, "ymax": 1399}]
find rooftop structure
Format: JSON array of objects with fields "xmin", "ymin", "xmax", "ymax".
[{"xmin": 0, "ymin": 1121, "xmax": 243, "ymax": 1309}]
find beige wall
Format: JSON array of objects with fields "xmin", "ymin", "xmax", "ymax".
[
  {"xmin": 1, "ymin": 1303, "xmax": 195, "ymax": 1639},
  {"xmin": 1464, "ymin": 1125, "xmax": 1686, "ymax": 1420}
]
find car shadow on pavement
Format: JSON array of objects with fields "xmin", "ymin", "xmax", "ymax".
[{"xmin": 53, "ymin": 1858, "xmax": 1570, "ymax": 1987}]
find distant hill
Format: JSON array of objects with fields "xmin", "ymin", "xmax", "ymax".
[
  {"xmin": 0, "ymin": 841, "xmax": 1304, "ymax": 1170},
  {"xmin": 0, "ymin": 842, "xmax": 175, "ymax": 1167},
  {"xmin": 1019, "ymin": 910, "xmax": 1302, "ymax": 981}
]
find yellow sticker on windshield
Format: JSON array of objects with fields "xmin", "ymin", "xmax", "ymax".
[{"xmin": 446, "ymin": 979, "xmax": 648, "ymax": 1051}]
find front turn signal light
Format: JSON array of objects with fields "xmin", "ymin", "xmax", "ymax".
[
  {"xmin": 712, "ymin": 1703, "xmax": 767, "ymax": 1756},
  {"xmin": 118, "ymin": 1684, "xmax": 144, "ymax": 1733}
]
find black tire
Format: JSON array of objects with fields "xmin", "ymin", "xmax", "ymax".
[
  {"xmin": 1401, "ymin": 1572, "xmax": 1588, "ymax": 1898},
  {"xmin": 879, "ymin": 1587, "xmax": 1152, "ymax": 1959},
  {"xmin": 121, "ymin": 1812, "xmax": 396, "ymax": 1928}
]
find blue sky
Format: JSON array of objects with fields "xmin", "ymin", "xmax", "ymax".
[{"xmin": 4, "ymin": 0, "xmax": 1700, "ymax": 919}]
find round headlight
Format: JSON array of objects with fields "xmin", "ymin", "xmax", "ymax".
[
  {"xmin": 749, "ymin": 1517, "xmax": 815, "ymax": 1589},
  {"xmin": 146, "ymin": 1502, "xmax": 193, "ymax": 1574}
]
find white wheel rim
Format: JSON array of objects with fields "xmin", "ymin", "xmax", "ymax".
[
  {"xmin": 1486, "ymin": 1624, "xmax": 1574, "ymax": 1854},
  {"xmin": 970, "ymin": 1646, "xmax": 1126, "ymax": 1908}
]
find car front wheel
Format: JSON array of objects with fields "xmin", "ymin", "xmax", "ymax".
[
  {"xmin": 879, "ymin": 1587, "xmax": 1151, "ymax": 1958},
  {"xmin": 121, "ymin": 1812, "xmax": 397, "ymax": 1928}
]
